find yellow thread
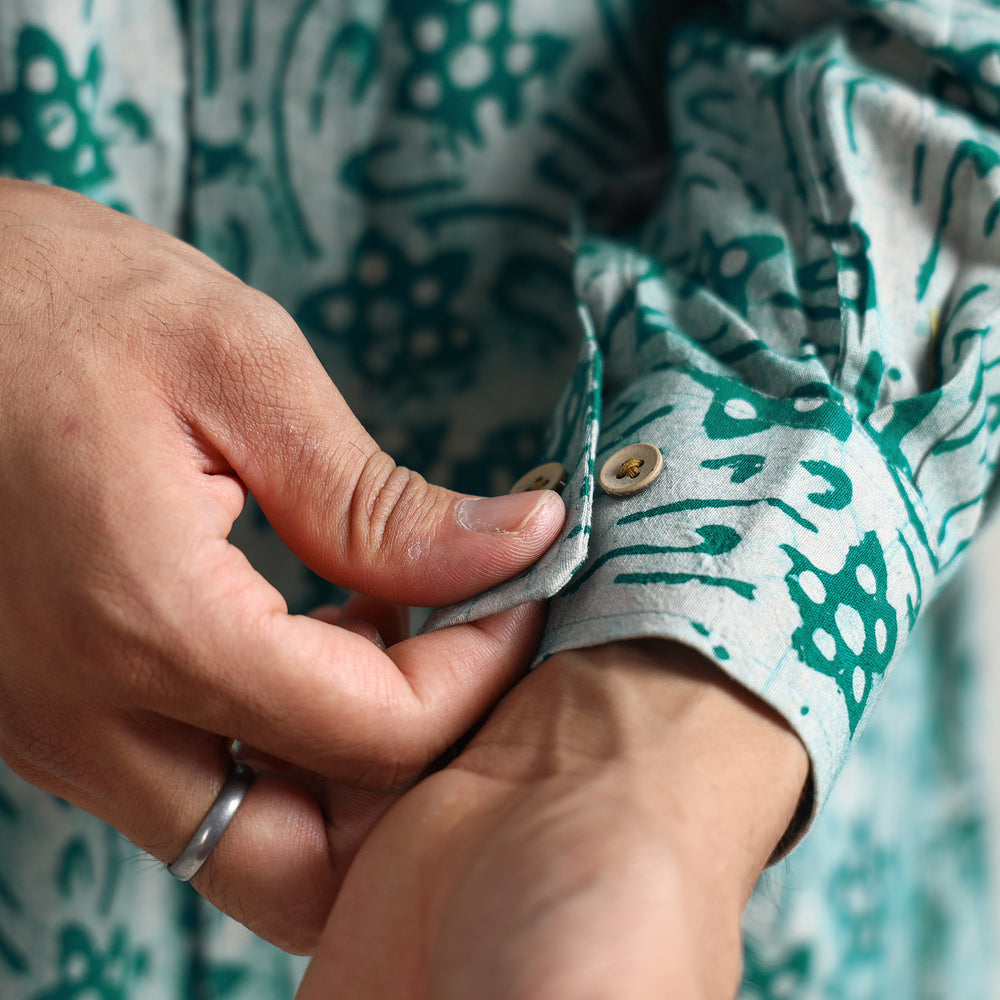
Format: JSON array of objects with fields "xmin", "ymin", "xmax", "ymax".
[
  {"xmin": 618, "ymin": 458, "xmax": 644, "ymax": 479},
  {"xmin": 527, "ymin": 476, "xmax": 547, "ymax": 491}
]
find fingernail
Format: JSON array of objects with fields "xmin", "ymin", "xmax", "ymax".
[{"xmin": 455, "ymin": 491, "xmax": 557, "ymax": 534}]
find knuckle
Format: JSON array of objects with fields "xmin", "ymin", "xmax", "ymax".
[
  {"xmin": 178, "ymin": 292, "xmax": 264, "ymax": 383},
  {"xmin": 347, "ymin": 453, "xmax": 440, "ymax": 565},
  {"xmin": 176, "ymin": 284, "xmax": 321, "ymax": 446}
]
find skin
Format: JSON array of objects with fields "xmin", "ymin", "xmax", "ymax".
[
  {"xmin": 298, "ymin": 640, "xmax": 809, "ymax": 1000},
  {"xmin": 0, "ymin": 180, "xmax": 565, "ymax": 953}
]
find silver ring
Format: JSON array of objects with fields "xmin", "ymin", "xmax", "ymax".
[{"xmin": 167, "ymin": 761, "xmax": 254, "ymax": 882}]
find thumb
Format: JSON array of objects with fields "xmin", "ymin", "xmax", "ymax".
[{"xmin": 187, "ymin": 294, "xmax": 565, "ymax": 605}]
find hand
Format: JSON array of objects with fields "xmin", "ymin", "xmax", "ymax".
[
  {"xmin": 297, "ymin": 640, "xmax": 809, "ymax": 999},
  {"xmin": 0, "ymin": 180, "xmax": 564, "ymax": 951}
]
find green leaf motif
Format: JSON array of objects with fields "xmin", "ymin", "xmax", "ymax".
[
  {"xmin": 297, "ymin": 229, "xmax": 476, "ymax": 390},
  {"xmin": 30, "ymin": 925, "xmax": 149, "ymax": 1000},
  {"xmin": 741, "ymin": 942, "xmax": 812, "ymax": 999},
  {"xmin": 917, "ymin": 139, "xmax": 1000, "ymax": 300},
  {"xmin": 56, "ymin": 838, "xmax": 94, "ymax": 901},
  {"xmin": 0, "ymin": 28, "xmax": 117, "ymax": 193},
  {"xmin": 782, "ymin": 531, "xmax": 896, "ymax": 737},
  {"xmin": 687, "ymin": 369, "xmax": 853, "ymax": 442},
  {"xmin": 800, "ymin": 459, "xmax": 853, "ymax": 510},
  {"xmin": 701, "ymin": 453, "xmax": 766, "ymax": 483},
  {"xmin": 388, "ymin": 0, "xmax": 569, "ymax": 144}
]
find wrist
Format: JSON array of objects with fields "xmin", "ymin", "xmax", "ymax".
[{"xmin": 460, "ymin": 639, "xmax": 809, "ymax": 901}]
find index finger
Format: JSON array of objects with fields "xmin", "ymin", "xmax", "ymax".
[{"xmin": 135, "ymin": 531, "xmax": 547, "ymax": 786}]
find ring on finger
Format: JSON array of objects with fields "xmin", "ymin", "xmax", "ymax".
[{"xmin": 167, "ymin": 760, "xmax": 255, "ymax": 883}]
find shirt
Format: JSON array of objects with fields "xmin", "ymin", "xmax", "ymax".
[{"xmin": 0, "ymin": 1, "xmax": 996, "ymax": 996}]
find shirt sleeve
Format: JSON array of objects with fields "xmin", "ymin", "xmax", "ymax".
[{"xmin": 427, "ymin": 0, "xmax": 1000, "ymax": 852}]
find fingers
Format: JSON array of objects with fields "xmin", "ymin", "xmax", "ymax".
[
  {"xmin": 0, "ymin": 689, "xmax": 330, "ymax": 953},
  {"xmin": 3, "ymin": 672, "xmax": 404, "ymax": 954},
  {"xmin": 78, "ymin": 717, "xmax": 394, "ymax": 954},
  {"xmin": 188, "ymin": 771, "xmax": 404, "ymax": 953},
  {"xmin": 104, "ymin": 453, "xmax": 547, "ymax": 784},
  {"xmin": 29, "ymin": 482, "xmax": 544, "ymax": 951},
  {"xmin": 148, "ymin": 574, "xmax": 548, "ymax": 785},
  {"xmin": 100, "ymin": 430, "xmax": 550, "ymax": 786},
  {"xmin": 56, "ymin": 411, "xmax": 546, "ymax": 786},
  {"xmin": 181, "ymin": 291, "xmax": 565, "ymax": 607},
  {"xmin": 309, "ymin": 593, "xmax": 412, "ymax": 649},
  {"xmin": 54, "ymin": 590, "xmax": 540, "ymax": 953},
  {"xmin": 235, "ymin": 595, "xmax": 411, "ymax": 767}
]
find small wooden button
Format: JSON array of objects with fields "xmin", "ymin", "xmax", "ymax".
[
  {"xmin": 599, "ymin": 443, "xmax": 663, "ymax": 496},
  {"xmin": 509, "ymin": 461, "xmax": 568, "ymax": 495}
]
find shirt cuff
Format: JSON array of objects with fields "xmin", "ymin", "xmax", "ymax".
[{"xmin": 428, "ymin": 241, "xmax": 938, "ymax": 857}]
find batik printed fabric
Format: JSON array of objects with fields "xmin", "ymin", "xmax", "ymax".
[{"xmin": 0, "ymin": 0, "xmax": 996, "ymax": 996}]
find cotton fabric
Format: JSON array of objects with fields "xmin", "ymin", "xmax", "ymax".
[{"xmin": 0, "ymin": 1, "xmax": 996, "ymax": 996}]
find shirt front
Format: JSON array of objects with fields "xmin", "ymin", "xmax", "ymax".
[{"xmin": 0, "ymin": 1, "xmax": 995, "ymax": 997}]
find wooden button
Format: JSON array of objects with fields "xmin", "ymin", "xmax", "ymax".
[
  {"xmin": 599, "ymin": 443, "xmax": 663, "ymax": 496},
  {"xmin": 509, "ymin": 461, "xmax": 567, "ymax": 495}
]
